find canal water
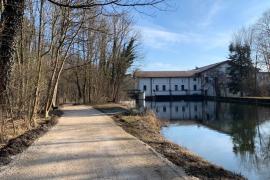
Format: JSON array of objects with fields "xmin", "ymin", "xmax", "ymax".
[{"xmin": 140, "ymin": 100, "xmax": 270, "ymax": 180}]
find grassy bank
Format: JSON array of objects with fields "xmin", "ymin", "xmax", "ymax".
[{"xmin": 95, "ymin": 104, "xmax": 245, "ymax": 180}]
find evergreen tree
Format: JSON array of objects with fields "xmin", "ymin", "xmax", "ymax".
[
  {"xmin": 121, "ymin": 37, "xmax": 136, "ymax": 70},
  {"xmin": 227, "ymin": 43, "xmax": 254, "ymax": 96},
  {"xmin": 111, "ymin": 37, "xmax": 136, "ymax": 102}
]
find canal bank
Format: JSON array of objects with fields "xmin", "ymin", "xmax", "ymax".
[{"xmin": 94, "ymin": 104, "xmax": 245, "ymax": 180}]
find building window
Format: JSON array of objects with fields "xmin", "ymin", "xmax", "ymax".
[
  {"xmin": 194, "ymin": 85, "xmax": 197, "ymax": 91},
  {"xmin": 205, "ymin": 77, "xmax": 209, "ymax": 83},
  {"xmin": 181, "ymin": 85, "xmax": 185, "ymax": 91},
  {"xmin": 175, "ymin": 106, "xmax": 178, "ymax": 112},
  {"xmin": 156, "ymin": 85, "xmax": 159, "ymax": 91},
  {"xmin": 182, "ymin": 106, "xmax": 185, "ymax": 112},
  {"xmin": 143, "ymin": 85, "xmax": 147, "ymax": 91},
  {"xmin": 175, "ymin": 85, "xmax": 178, "ymax": 91},
  {"xmin": 193, "ymin": 77, "xmax": 196, "ymax": 81},
  {"xmin": 163, "ymin": 106, "xmax": 166, "ymax": 112},
  {"xmin": 162, "ymin": 85, "xmax": 166, "ymax": 91},
  {"xmin": 194, "ymin": 105, "xmax": 197, "ymax": 112}
]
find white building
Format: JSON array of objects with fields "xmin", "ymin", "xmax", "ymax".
[{"xmin": 134, "ymin": 60, "xmax": 234, "ymax": 98}]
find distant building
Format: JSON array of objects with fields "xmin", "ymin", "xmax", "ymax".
[
  {"xmin": 134, "ymin": 60, "xmax": 236, "ymax": 98},
  {"xmin": 257, "ymin": 72, "xmax": 270, "ymax": 86},
  {"xmin": 256, "ymin": 72, "xmax": 270, "ymax": 96}
]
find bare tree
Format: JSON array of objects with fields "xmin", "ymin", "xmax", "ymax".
[
  {"xmin": 0, "ymin": 0, "xmax": 25, "ymax": 103},
  {"xmin": 254, "ymin": 10, "xmax": 270, "ymax": 72}
]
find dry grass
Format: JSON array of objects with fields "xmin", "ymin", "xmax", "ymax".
[
  {"xmin": 93, "ymin": 103, "xmax": 129, "ymax": 114},
  {"xmin": 0, "ymin": 117, "xmax": 59, "ymax": 166},
  {"xmin": 0, "ymin": 113, "xmax": 61, "ymax": 148},
  {"xmin": 0, "ymin": 118, "xmax": 35, "ymax": 148},
  {"xmin": 93, "ymin": 103, "xmax": 129, "ymax": 110},
  {"xmin": 121, "ymin": 110, "xmax": 160, "ymax": 128}
]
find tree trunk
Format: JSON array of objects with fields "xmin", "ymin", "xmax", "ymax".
[
  {"xmin": 75, "ymin": 70, "xmax": 82, "ymax": 102},
  {"xmin": 0, "ymin": 0, "xmax": 25, "ymax": 104},
  {"xmin": 30, "ymin": 0, "xmax": 44, "ymax": 126}
]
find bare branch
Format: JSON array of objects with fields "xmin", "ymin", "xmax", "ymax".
[{"xmin": 47, "ymin": 0, "xmax": 165, "ymax": 9}]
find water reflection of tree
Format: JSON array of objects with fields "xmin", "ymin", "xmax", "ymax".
[
  {"xmin": 229, "ymin": 103, "xmax": 270, "ymax": 172},
  {"xmin": 230, "ymin": 104, "xmax": 257, "ymax": 154},
  {"xmin": 256, "ymin": 122, "xmax": 270, "ymax": 165}
]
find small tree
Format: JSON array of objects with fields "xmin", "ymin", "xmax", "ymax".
[
  {"xmin": 111, "ymin": 37, "xmax": 137, "ymax": 102},
  {"xmin": 227, "ymin": 43, "xmax": 255, "ymax": 96}
]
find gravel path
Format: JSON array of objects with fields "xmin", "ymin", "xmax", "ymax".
[{"xmin": 0, "ymin": 105, "xmax": 192, "ymax": 180}]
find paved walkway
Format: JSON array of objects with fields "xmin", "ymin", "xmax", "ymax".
[{"xmin": 0, "ymin": 105, "xmax": 191, "ymax": 180}]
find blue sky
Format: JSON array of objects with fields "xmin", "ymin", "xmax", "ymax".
[{"xmin": 133, "ymin": 0, "xmax": 270, "ymax": 71}]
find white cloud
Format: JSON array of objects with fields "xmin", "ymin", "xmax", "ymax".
[
  {"xmin": 204, "ymin": 32, "xmax": 232, "ymax": 50},
  {"xmin": 137, "ymin": 26, "xmax": 203, "ymax": 49},
  {"xmin": 199, "ymin": 0, "xmax": 223, "ymax": 28},
  {"xmin": 137, "ymin": 25, "xmax": 232, "ymax": 51}
]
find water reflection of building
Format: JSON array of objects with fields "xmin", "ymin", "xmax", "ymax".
[
  {"xmin": 142, "ymin": 100, "xmax": 270, "ymax": 136},
  {"xmin": 144, "ymin": 101, "xmax": 217, "ymax": 121}
]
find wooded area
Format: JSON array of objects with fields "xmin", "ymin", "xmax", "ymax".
[
  {"xmin": 0, "ymin": 0, "xmax": 164, "ymax": 144},
  {"xmin": 227, "ymin": 9, "xmax": 270, "ymax": 96}
]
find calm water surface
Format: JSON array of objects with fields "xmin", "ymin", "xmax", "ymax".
[{"xmin": 141, "ymin": 100, "xmax": 270, "ymax": 180}]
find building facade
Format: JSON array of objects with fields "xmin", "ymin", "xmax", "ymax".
[{"xmin": 134, "ymin": 60, "xmax": 234, "ymax": 98}]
